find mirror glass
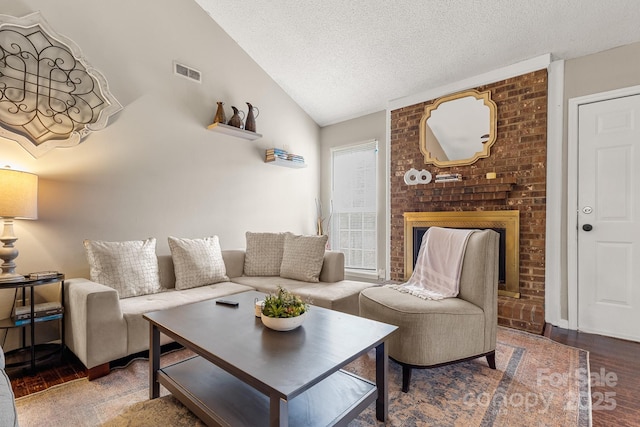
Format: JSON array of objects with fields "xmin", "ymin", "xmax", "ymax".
[{"xmin": 419, "ymin": 90, "xmax": 497, "ymax": 167}]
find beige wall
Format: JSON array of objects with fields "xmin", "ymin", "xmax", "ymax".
[
  {"xmin": 319, "ymin": 111, "xmax": 387, "ymax": 279},
  {"xmin": 0, "ymin": 0, "xmax": 320, "ymax": 326},
  {"xmin": 564, "ymin": 42, "xmax": 640, "ymax": 101},
  {"xmin": 559, "ymin": 41, "xmax": 640, "ymax": 319}
]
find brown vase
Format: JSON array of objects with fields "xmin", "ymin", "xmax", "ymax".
[
  {"xmin": 228, "ymin": 106, "xmax": 244, "ymax": 128},
  {"xmin": 245, "ymin": 102, "xmax": 259, "ymax": 132},
  {"xmin": 213, "ymin": 101, "xmax": 226, "ymax": 124}
]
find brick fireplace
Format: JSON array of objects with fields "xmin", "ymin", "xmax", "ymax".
[{"xmin": 390, "ymin": 69, "xmax": 547, "ymax": 334}]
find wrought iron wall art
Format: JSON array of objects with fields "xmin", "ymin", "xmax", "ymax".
[{"xmin": 0, "ymin": 12, "xmax": 122, "ymax": 157}]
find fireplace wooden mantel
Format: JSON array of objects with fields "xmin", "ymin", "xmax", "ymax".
[{"xmin": 404, "ymin": 210, "xmax": 520, "ymax": 298}]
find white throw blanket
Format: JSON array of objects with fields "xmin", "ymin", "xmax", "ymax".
[{"xmin": 388, "ymin": 227, "xmax": 475, "ymax": 300}]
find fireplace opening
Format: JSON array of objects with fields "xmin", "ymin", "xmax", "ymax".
[
  {"xmin": 413, "ymin": 226, "xmax": 507, "ymax": 285},
  {"xmin": 404, "ymin": 210, "xmax": 520, "ymax": 298}
]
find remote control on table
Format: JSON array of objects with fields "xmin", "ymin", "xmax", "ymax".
[{"xmin": 216, "ymin": 299, "xmax": 239, "ymax": 307}]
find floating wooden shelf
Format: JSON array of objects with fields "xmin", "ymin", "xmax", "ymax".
[
  {"xmin": 266, "ymin": 158, "xmax": 307, "ymax": 168},
  {"xmin": 207, "ymin": 122, "xmax": 262, "ymax": 140}
]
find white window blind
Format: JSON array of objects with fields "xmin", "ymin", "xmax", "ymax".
[{"xmin": 330, "ymin": 140, "xmax": 377, "ymax": 271}]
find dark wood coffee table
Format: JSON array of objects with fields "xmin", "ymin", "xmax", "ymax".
[{"xmin": 144, "ymin": 290, "xmax": 397, "ymax": 426}]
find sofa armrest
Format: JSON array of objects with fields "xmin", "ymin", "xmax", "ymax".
[
  {"xmin": 319, "ymin": 251, "xmax": 345, "ymax": 283},
  {"xmin": 64, "ymin": 278, "xmax": 128, "ymax": 369}
]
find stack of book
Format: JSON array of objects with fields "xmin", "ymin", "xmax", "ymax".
[
  {"xmin": 265, "ymin": 148, "xmax": 305, "ymax": 165},
  {"xmin": 13, "ymin": 301, "xmax": 64, "ymax": 326},
  {"xmin": 435, "ymin": 173, "xmax": 463, "ymax": 183},
  {"xmin": 265, "ymin": 148, "xmax": 289, "ymax": 162},
  {"xmin": 28, "ymin": 271, "xmax": 59, "ymax": 280},
  {"xmin": 286, "ymin": 153, "xmax": 305, "ymax": 164}
]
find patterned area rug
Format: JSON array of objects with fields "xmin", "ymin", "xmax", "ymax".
[{"xmin": 15, "ymin": 327, "xmax": 590, "ymax": 426}]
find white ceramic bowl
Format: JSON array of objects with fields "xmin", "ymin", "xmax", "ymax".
[{"xmin": 261, "ymin": 311, "xmax": 307, "ymax": 331}]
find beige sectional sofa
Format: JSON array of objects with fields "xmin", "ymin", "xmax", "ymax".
[{"xmin": 65, "ymin": 234, "xmax": 375, "ymax": 378}]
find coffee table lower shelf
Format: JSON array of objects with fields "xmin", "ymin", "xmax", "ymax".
[{"xmin": 158, "ymin": 356, "xmax": 377, "ymax": 427}]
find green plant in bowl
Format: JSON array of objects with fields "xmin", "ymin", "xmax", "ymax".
[{"xmin": 262, "ymin": 286, "xmax": 308, "ymax": 318}]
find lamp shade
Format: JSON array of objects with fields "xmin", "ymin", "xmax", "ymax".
[{"xmin": 0, "ymin": 168, "xmax": 38, "ymax": 219}]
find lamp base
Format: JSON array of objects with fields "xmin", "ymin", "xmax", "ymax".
[{"xmin": 1, "ymin": 218, "xmax": 23, "ymax": 282}]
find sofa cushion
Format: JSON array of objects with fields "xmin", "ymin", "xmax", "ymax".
[
  {"xmin": 84, "ymin": 238, "xmax": 161, "ymax": 298},
  {"xmin": 119, "ymin": 281, "xmax": 254, "ymax": 355},
  {"xmin": 293, "ymin": 280, "xmax": 376, "ymax": 314},
  {"xmin": 279, "ymin": 233, "xmax": 328, "ymax": 282},
  {"xmin": 229, "ymin": 276, "xmax": 374, "ymax": 315},
  {"xmin": 230, "ymin": 276, "xmax": 310, "ymax": 295},
  {"xmin": 168, "ymin": 236, "xmax": 229, "ymax": 290},
  {"xmin": 243, "ymin": 232, "xmax": 285, "ymax": 276}
]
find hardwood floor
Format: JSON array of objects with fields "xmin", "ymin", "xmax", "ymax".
[
  {"xmin": 7, "ymin": 328, "xmax": 639, "ymax": 426},
  {"xmin": 6, "ymin": 342, "xmax": 183, "ymax": 399},
  {"xmin": 544, "ymin": 325, "xmax": 640, "ymax": 427},
  {"xmin": 6, "ymin": 349, "xmax": 87, "ymax": 398}
]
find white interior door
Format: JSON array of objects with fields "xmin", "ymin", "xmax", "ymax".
[{"xmin": 577, "ymin": 94, "xmax": 640, "ymax": 342}]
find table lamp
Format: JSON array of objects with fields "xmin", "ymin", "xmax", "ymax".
[{"xmin": 0, "ymin": 167, "xmax": 38, "ymax": 282}]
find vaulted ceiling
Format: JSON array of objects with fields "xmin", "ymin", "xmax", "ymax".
[{"xmin": 195, "ymin": 0, "xmax": 640, "ymax": 126}]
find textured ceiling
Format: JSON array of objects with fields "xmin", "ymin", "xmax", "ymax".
[{"xmin": 195, "ymin": 0, "xmax": 640, "ymax": 126}]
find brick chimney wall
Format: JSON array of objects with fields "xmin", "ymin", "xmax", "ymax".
[{"xmin": 390, "ymin": 69, "xmax": 547, "ymax": 334}]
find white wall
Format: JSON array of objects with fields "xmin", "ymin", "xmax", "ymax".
[
  {"xmin": 0, "ymin": 0, "xmax": 320, "ymax": 319},
  {"xmin": 319, "ymin": 111, "xmax": 387, "ymax": 280}
]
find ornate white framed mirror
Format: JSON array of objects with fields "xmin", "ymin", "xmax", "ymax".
[{"xmin": 419, "ymin": 89, "xmax": 497, "ymax": 167}]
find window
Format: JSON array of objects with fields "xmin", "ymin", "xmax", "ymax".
[{"xmin": 330, "ymin": 140, "xmax": 377, "ymax": 271}]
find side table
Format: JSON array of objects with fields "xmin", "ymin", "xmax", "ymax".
[{"xmin": 0, "ymin": 274, "xmax": 65, "ymax": 371}]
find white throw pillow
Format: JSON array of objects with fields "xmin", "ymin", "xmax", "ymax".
[
  {"xmin": 279, "ymin": 233, "xmax": 328, "ymax": 282},
  {"xmin": 243, "ymin": 232, "xmax": 285, "ymax": 276},
  {"xmin": 83, "ymin": 238, "xmax": 161, "ymax": 299},
  {"xmin": 168, "ymin": 236, "xmax": 229, "ymax": 290}
]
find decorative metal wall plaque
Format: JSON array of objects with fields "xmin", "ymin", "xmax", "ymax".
[{"xmin": 0, "ymin": 12, "xmax": 122, "ymax": 157}]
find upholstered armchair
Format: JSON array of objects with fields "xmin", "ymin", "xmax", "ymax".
[
  {"xmin": 1, "ymin": 344, "xmax": 19, "ymax": 426},
  {"xmin": 359, "ymin": 229, "xmax": 499, "ymax": 392}
]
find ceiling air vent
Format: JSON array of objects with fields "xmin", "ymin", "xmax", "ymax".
[{"xmin": 173, "ymin": 61, "xmax": 201, "ymax": 83}]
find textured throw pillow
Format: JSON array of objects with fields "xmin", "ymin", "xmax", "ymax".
[
  {"xmin": 83, "ymin": 238, "xmax": 161, "ymax": 299},
  {"xmin": 168, "ymin": 236, "xmax": 229, "ymax": 290},
  {"xmin": 279, "ymin": 233, "xmax": 328, "ymax": 282},
  {"xmin": 243, "ymin": 232, "xmax": 286, "ymax": 276}
]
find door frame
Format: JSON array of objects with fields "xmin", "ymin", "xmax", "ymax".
[{"xmin": 567, "ymin": 84, "xmax": 640, "ymax": 330}]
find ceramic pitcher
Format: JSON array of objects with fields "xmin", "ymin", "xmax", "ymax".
[
  {"xmin": 213, "ymin": 101, "xmax": 226, "ymax": 124},
  {"xmin": 244, "ymin": 102, "xmax": 260, "ymax": 132},
  {"xmin": 228, "ymin": 106, "xmax": 245, "ymax": 128}
]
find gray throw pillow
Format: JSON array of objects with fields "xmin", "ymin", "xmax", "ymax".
[
  {"xmin": 243, "ymin": 232, "xmax": 285, "ymax": 276},
  {"xmin": 168, "ymin": 236, "xmax": 229, "ymax": 290},
  {"xmin": 83, "ymin": 238, "xmax": 161, "ymax": 299},
  {"xmin": 279, "ymin": 233, "xmax": 328, "ymax": 282}
]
